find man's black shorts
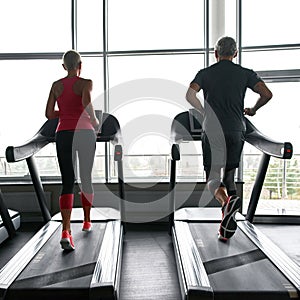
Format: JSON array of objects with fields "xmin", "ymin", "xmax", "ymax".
[{"xmin": 202, "ymin": 130, "xmax": 245, "ymax": 171}]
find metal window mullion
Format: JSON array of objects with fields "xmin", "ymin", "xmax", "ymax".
[
  {"xmin": 0, "ymin": 53, "xmax": 64, "ymax": 60},
  {"xmin": 103, "ymin": 0, "xmax": 111, "ymax": 183},
  {"xmin": 204, "ymin": 0, "xmax": 209, "ymax": 67},
  {"xmin": 236, "ymin": 0, "xmax": 242, "ymax": 65},
  {"xmin": 243, "ymin": 43, "xmax": 300, "ymax": 52},
  {"xmin": 106, "ymin": 48, "xmax": 206, "ymax": 57},
  {"xmin": 71, "ymin": 0, "xmax": 78, "ymax": 50},
  {"xmin": 236, "ymin": 0, "xmax": 244, "ymax": 183}
]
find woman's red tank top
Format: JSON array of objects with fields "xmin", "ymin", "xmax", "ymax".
[{"xmin": 56, "ymin": 76, "xmax": 94, "ymax": 132}]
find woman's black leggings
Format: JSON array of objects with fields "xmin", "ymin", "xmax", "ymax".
[
  {"xmin": 56, "ymin": 130, "xmax": 96, "ymax": 195},
  {"xmin": 206, "ymin": 167, "xmax": 237, "ymax": 196}
]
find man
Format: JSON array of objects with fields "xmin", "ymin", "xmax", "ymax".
[{"xmin": 186, "ymin": 36, "xmax": 272, "ymax": 241}]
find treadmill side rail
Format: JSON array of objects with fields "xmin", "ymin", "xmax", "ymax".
[
  {"xmin": 173, "ymin": 221, "xmax": 214, "ymax": 300},
  {"xmin": 90, "ymin": 220, "xmax": 122, "ymax": 300},
  {"xmin": 0, "ymin": 221, "xmax": 60, "ymax": 297},
  {"xmin": 238, "ymin": 220, "xmax": 300, "ymax": 293}
]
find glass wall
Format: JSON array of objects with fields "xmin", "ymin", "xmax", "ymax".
[
  {"xmin": 243, "ymin": 82, "xmax": 300, "ymax": 204},
  {"xmin": 240, "ymin": 0, "xmax": 300, "ymax": 214},
  {"xmin": 77, "ymin": 0, "xmax": 103, "ymax": 52},
  {"xmin": 108, "ymin": 0, "xmax": 204, "ymax": 51},
  {"xmin": 108, "ymin": 53, "xmax": 205, "ymax": 181},
  {"xmin": 0, "ymin": 0, "xmax": 206, "ymax": 182},
  {"xmin": 242, "ymin": 0, "xmax": 300, "ymax": 47},
  {"xmin": 0, "ymin": 0, "xmax": 300, "ymax": 215},
  {"xmin": 0, "ymin": 0, "xmax": 71, "ymax": 53}
]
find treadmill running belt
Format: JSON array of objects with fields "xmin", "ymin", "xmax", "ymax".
[
  {"xmin": 204, "ymin": 248, "xmax": 266, "ymax": 275},
  {"xmin": 188, "ymin": 223, "xmax": 296, "ymax": 299},
  {"xmin": 6, "ymin": 222, "xmax": 106, "ymax": 300}
]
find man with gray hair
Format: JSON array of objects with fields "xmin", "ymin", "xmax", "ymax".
[
  {"xmin": 186, "ymin": 36, "xmax": 272, "ymax": 241},
  {"xmin": 215, "ymin": 36, "xmax": 237, "ymax": 57}
]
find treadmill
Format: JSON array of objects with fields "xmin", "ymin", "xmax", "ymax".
[
  {"xmin": 169, "ymin": 109, "xmax": 300, "ymax": 300},
  {"xmin": 0, "ymin": 189, "xmax": 20, "ymax": 244},
  {"xmin": 0, "ymin": 112, "xmax": 125, "ymax": 300}
]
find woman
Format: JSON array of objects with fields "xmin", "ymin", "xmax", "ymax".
[{"xmin": 45, "ymin": 50, "xmax": 99, "ymax": 250}]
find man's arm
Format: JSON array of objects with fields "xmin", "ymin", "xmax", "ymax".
[
  {"xmin": 186, "ymin": 82, "xmax": 205, "ymax": 115},
  {"xmin": 244, "ymin": 81, "xmax": 273, "ymax": 116}
]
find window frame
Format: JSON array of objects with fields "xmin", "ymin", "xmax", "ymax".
[{"xmin": 1, "ymin": 0, "xmax": 300, "ymax": 184}]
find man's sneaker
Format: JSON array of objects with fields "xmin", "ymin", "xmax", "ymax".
[
  {"xmin": 82, "ymin": 221, "xmax": 92, "ymax": 232},
  {"xmin": 218, "ymin": 195, "xmax": 241, "ymax": 241},
  {"xmin": 60, "ymin": 230, "xmax": 75, "ymax": 250}
]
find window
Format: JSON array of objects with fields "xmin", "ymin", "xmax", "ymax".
[
  {"xmin": 239, "ymin": 0, "xmax": 300, "ymax": 213},
  {"xmin": 77, "ymin": 0, "xmax": 103, "ymax": 52},
  {"xmin": 242, "ymin": 0, "xmax": 300, "ymax": 46},
  {"xmin": 0, "ymin": 56, "xmax": 104, "ymax": 178},
  {"xmin": 242, "ymin": 49, "xmax": 300, "ymax": 71},
  {"xmin": 244, "ymin": 82, "xmax": 300, "ymax": 148},
  {"xmin": 107, "ymin": 54, "xmax": 204, "ymax": 181},
  {"xmin": 0, "ymin": 0, "xmax": 299, "ymax": 213},
  {"xmin": 108, "ymin": 0, "xmax": 204, "ymax": 51},
  {"xmin": 0, "ymin": 60, "xmax": 64, "ymax": 148},
  {"xmin": 0, "ymin": 0, "xmax": 71, "ymax": 53},
  {"xmin": 243, "ymin": 83, "xmax": 300, "ymax": 214},
  {"xmin": 0, "ymin": 1, "xmax": 205, "ymax": 181}
]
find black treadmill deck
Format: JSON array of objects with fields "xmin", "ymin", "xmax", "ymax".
[
  {"xmin": 189, "ymin": 222, "xmax": 296, "ymax": 299},
  {"xmin": 6, "ymin": 222, "xmax": 106, "ymax": 299},
  {"xmin": 0, "ymin": 213, "xmax": 123, "ymax": 300},
  {"xmin": 173, "ymin": 208, "xmax": 300, "ymax": 300}
]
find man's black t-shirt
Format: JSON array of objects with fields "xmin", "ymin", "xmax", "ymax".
[{"xmin": 191, "ymin": 60, "xmax": 262, "ymax": 132}]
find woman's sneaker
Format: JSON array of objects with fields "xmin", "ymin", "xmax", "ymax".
[
  {"xmin": 218, "ymin": 195, "xmax": 241, "ymax": 241},
  {"xmin": 60, "ymin": 230, "xmax": 75, "ymax": 250},
  {"xmin": 82, "ymin": 221, "xmax": 92, "ymax": 232}
]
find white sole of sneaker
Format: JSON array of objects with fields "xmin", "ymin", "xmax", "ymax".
[{"xmin": 219, "ymin": 196, "xmax": 241, "ymax": 240}]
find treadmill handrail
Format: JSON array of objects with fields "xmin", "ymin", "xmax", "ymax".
[
  {"xmin": 245, "ymin": 118, "xmax": 293, "ymax": 159},
  {"xmin": 5, "ymin": 113, "xmax": 122, "ymax": 163},
  {"xmin": 0, "ymin": 221, "xmax": 60, "ymax": 291},
  {"xmin": 170, "ymin": 109, "xmax": 293, "ymax": 160},
  {"xmin": 6, "ymin": 118, "xmax": 58, "ymax": 162},
  {"xmin": 173, "ymin": 221, "xmax": 213, "ymax": 298},
  {"xmin": 238, "ymin": 220, "xmax": 300, "ymax": 291}
]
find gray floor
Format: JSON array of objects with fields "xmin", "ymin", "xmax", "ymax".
[
  {"xmin": 119, "ymin": 226, "xmax": 181, "ymax": 300},
  {"xmin": 0, "ymin": 222, "xmax": 42, "ymax": 269},
  {"xmin": 256, "ymin": 224, "xmax": 300, "ymax": 266}
]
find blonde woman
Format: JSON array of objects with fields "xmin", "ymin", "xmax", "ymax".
[{"xmin": 45, "ymin": 50, "xmax": 99, "ymax": 250}]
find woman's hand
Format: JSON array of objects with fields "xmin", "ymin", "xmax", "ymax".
[{"xmin": 91, "ymin": 117, "xmax": 100, "ymax": 131}]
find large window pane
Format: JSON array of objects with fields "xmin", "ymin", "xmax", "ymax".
[
  {"xmin": 0, "ymin": 60, "xmax": 64, "ymax": 149},
  {"xmin": 243, "ymin": 82, "xmax": 300, "ymax": 214},
  {"xmin": 77, "ymin": 0, "xmax": 103, "ymax": 52},
  {"xmin": 107, "ymin": 54, "xmax": 204, "ymax": 181},
  {"xmin": 242, "ymin": 49, "xmax": 300, "ymax": 71},
  {"xmin": 108, "ymin": 54, "xmax": 204, "ymax": 140},
  {"xmin": 0, "ymin": 0, "xmax": 71, "ymax": 52},
  {"xmin": 80, "ymin": 56, "xmax": 104, "ymax": 111},
  {"xmin": 108, "ymin": 54, "xmax": 204, "ymax": 88},
  {"xmin": 244, "ymin": 82, "xmax": 300, "ymax": 149},
  {"xmin": 242, "ymin": 0, "xmax": 300, "ymax": 46},
  {"xmin": 0, "ymin": 60, "xmax": 63, "ymax": 177},
  {"xmin": 108, "ymin": 0, "xmax": 204, "ymax": 51},
  {"xmin": 0, "ymin": 57, "xmax": 103, "ymax": 148},
  {"xmin": 0, "ymin": 57, "xmax": 104, "ymax": 177}
]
